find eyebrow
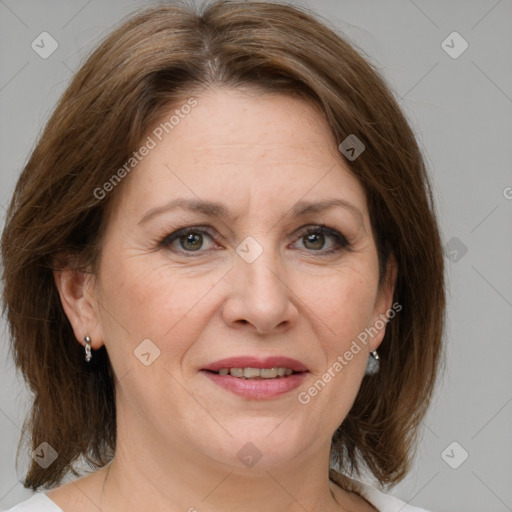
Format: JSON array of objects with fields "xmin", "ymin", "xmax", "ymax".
[{"xmin": 138, "ymin": 197, "xmax": 364, "ymax": 226}]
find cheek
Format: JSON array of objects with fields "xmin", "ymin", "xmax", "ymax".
[
  {"xmin": 297, "ymin": 275, "xmax": 375, "ymax": 430},
  {"xmin": 95, "ymin": 248, "xmax": 220, "ymax": 359},
  {"xmin": 304, "ymin": 269, "xmax": 378, "ymax": 347}
]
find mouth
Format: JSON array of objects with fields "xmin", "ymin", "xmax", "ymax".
[
  {"xmin": 201, "ymin": 356, "xmax": 308, "ymax": 376},
  {"xmin": 203, "ymin": 367, "xmax": 304, "ymax": 379},
  {"xmin": 200, "ymin": 356, "xmax": 309, "ymax": 399}
]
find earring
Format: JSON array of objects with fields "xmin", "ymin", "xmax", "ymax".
[
  {"xmin": 364, "ymin": 350, "xmax": 379, "ymax": 376},
  {"xmin": 84, "ymin": 336, "xmax": 92, "ymax": 362}
]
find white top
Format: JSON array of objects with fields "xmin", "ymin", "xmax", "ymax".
[
  {"xmin": 3, "ymin": 493, "xmax": 62, "ymax": 511},
  {"xmin": 3, "ymin": 474, "xmax": 431, "ymax": 512},
  {"xmin": 342, "ymin": 477, "xmax": 431, "ymax": 511}
]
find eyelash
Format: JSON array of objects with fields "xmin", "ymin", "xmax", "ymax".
[{"xmin": 158, "ymin": 225, "xmax": 350, "ymax": 257}]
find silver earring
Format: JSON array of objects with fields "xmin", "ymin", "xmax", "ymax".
[
  {"xmin": 365, "ymin": 350, "xmax": 379, "ymax": 375},
  {"xmin": 84, "ymin": 336, "xmax": 92, "ymax": 362}
]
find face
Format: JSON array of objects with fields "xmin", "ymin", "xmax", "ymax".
[{"xmin": 62, "ymin": 87, "xmax": 395, "ymax": 473}]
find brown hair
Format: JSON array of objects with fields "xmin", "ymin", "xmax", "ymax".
[{"xmin": 1, "ymin": 0, "xmax": 445, "ymax": 492}]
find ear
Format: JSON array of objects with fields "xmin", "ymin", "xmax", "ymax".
[
  {"xmin": 52, "ymin": 257, "xmax": 105, "ymax": 351},
  {"xmin": 369, "ymin": 253, "xmax": 398, "ymax": 352}
]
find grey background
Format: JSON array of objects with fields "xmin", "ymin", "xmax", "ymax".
[{"xmin": 0, "ymin": 1, "xmax": 511, "ymax": 511}]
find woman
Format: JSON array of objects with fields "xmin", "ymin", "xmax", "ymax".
[{"xmin": 1, "ymin": 1, "xmax": 445, "ymax": 511}]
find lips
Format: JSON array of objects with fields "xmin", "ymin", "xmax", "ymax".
[
  {"xmin": 200, "ymin": 356, "xmax": 309, "ymax": 398},
  {"xmin": 201, "ymin": 356, "xmax": 309, "ymax": 373}
]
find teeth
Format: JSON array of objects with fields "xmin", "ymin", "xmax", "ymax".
[
  {"xmin": 230, "ymin": 368, "xmax": 244, "ymax": 378},
  {"xmin": 243, "ymin": 368, "xmax": 262, "ymax": 378},
  {"xmin": 215, "ymin": 367, "xmax": 297, "ymax": 379},
  {"xmin": 260, "ymin": 368, "xmax": 278, "ymax": 378}
]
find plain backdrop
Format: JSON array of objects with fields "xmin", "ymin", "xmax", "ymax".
[{"xmin": 0, "ymin": 1, "xmax": 511, "ymax": 511}]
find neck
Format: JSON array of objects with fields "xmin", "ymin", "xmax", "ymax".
[{"xmin": 100, "ymin": 409, "xmax": 347, "ymax": 512}]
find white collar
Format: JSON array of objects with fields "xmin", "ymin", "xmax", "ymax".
[{"xmin": 329, "ymin": 468, "xmax": 431, "ymax": 512}]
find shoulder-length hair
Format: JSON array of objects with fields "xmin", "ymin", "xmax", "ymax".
[{"xmin": 1, "ymin": 0, "xmax": 445, "ymax": 491}]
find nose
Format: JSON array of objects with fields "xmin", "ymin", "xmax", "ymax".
[{"xmin": 221, "ymin": 249, "xmax": 299, "ymax": 335}]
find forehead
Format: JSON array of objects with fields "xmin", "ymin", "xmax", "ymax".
[
  {"xmin": 111, "ymin": 87, "xmax": 368, "ymax": 224},
  {"xmin": 159, "ymin": 87, "xmax": 339, "ymax": 164}
]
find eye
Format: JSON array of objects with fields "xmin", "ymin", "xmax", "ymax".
[
  {"xmin": 160, "ymin": 227, "xmax": 216, "ymax": 254},
  {"xmin": 159, "ymin": 224, "xmax": 350, "ymax": 257},
  {"xmin": 292, "ymin": 225, "xmax": 349, "ymax": 255}
]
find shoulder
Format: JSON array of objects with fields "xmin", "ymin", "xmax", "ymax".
[
  {"xmin": 329, "ymin": 468, "xmax": 432, "ymax": 512},
  {"xmin": 2, "ymin": 493, "xmax": 63, "ymax": 512}
]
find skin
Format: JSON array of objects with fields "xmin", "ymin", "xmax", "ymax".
[{"xmin": 52, "ymin": 87, "xmax": 396, "ymax": 512}]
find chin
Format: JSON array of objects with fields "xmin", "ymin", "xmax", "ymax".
[{"xmin": 199, "ymin": 418, "xmax": 314, "ymax": 470}]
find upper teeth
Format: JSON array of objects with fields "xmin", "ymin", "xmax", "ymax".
[{"xmin": 217, "ymin": 367, "xmax": 294, "ymax": 378}]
